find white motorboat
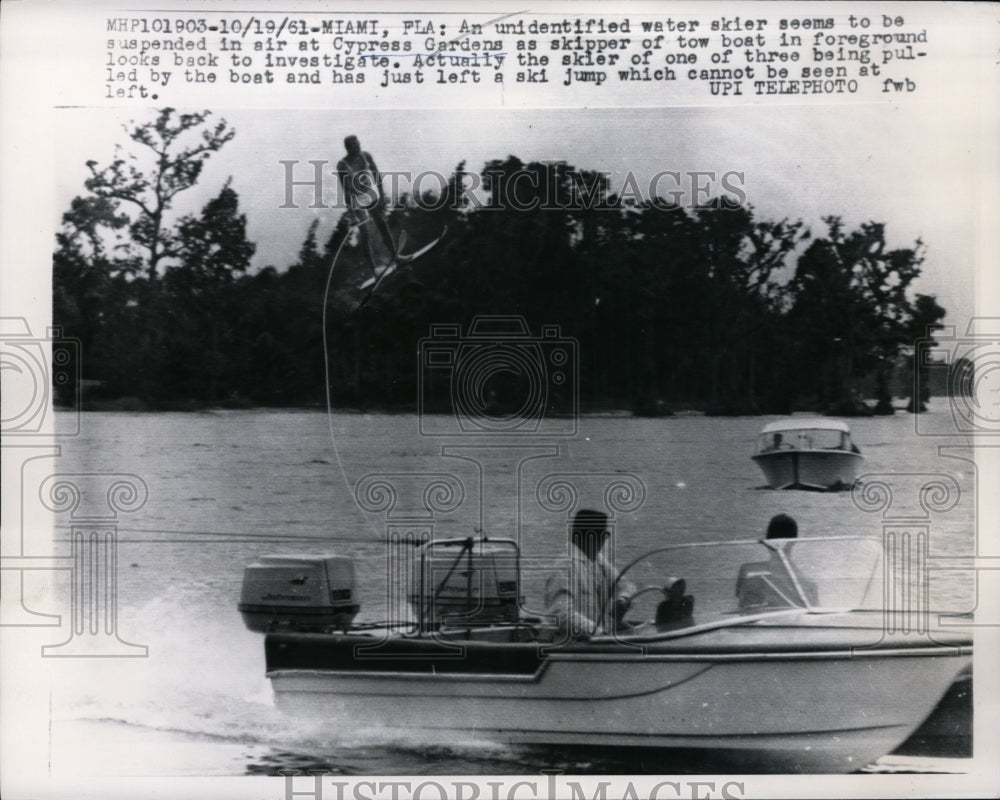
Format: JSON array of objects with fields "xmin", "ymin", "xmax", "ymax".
[
  {"xmin": 239, "ymin": 535, "xmax": 971, "ymax": 773},
  {"xmin": 752, "ymin": 418, "xmax": 864, "ymax": 490}
]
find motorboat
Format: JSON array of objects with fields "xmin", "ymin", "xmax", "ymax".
[
  {"xmin": 238, "ymin": 535, "xmax": 971, "ymax": 773},
  {"xmin": 752, "ymin": 418, "xmax": 863, "ymax": 490}
]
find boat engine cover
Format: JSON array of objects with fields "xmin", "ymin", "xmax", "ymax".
[
  {"xmin": 239, "ymin": 554, "xmax": 359, "ymax": 632},
  {"xmin": 410, "ymin": 541, "xmax": 519, "ymax": 626}
]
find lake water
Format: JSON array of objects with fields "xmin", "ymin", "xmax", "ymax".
[{"xmin": 38, "ymin": 403, "xmax": 977, "ymax": 776}]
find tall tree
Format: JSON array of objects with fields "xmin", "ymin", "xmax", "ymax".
[
  {"xmin": 54, "ymin": 108, "xmax": 236, "ymax": 402},
  {"xmin": 903, "ymin": 293, "xmax": 947, "ymax": 412},
  {"xmin": 84, "ymin": 107, "xmax": 235, "ymax": 280},
  {"xmin": 789, "ymin": 217, "xmax": 930, "ymax": 414},
  {"xmin": 165, "ymin": 181, "xmax": 256, "ymax": 402},
  {"xmin": 692, "ymin": 205, "xmax": 808, "ymax": 413}
]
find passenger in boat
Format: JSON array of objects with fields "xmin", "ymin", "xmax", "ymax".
[
  {"xmin": 337, "ymin": 135, "xmax": 399, "ymax": 273},
  {"xmin": 736, "ymin": 514, "xmax": 818, "ymax": 608},
  {"xmin": 544, "ymin": 509, "xmax": 636, "ymax": 641},
  {"xmin": 765, "ymin": 433, "xmax": 791, "ymax": 451},
  {"xmin": 765, "ymin": 513, "xmax": 797, "ymax": 539}
]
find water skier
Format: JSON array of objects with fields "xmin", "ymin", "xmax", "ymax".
[{"xmin": 337, "ymin": 135, "xmax": 404, "ymax": 276}]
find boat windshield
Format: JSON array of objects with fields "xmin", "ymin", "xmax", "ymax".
[
  {"xmin": 757, "ymin": 428, "xmax": 853, "ymax": 453},
  {"xmin": 610, "ymin": 536, "xmax": 884, "ymax": 626}
]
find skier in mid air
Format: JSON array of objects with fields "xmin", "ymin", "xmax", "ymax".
[
  {"xmin": 337, "ymin": 136, "xmax": 447, "ymax": 308},
  {"xmin": 337, "ymin": 135, "xmax": 405, "ymax": 276}
]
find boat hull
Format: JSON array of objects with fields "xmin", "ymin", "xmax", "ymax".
[
  {"xmin": 752, "ymin": 449, "xmax": 863, "ymax": 490},
  {"xmin": 265, "ymin": 622, "xmax": 970, "ymax": 773}
]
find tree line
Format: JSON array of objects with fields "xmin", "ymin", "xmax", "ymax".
[{"xmin": 53, "ymin": 108, "xmax": 947, "ymax": 415}]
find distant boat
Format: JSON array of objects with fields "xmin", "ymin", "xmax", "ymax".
[{"xmin": 752, "ymin": 418, "xmax": 863, "ymax": 490}]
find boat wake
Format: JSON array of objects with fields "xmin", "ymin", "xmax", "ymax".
[{"xmin": 244, "ymin": 737, "xmax": 538, "ymax": 776}]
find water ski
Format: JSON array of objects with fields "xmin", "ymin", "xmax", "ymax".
[
  {"xmin": 358, "ymin": 230, "xmax": 407, "ymax": 294},
  {"xmin": 357, "ymin": 227, "xmax": 446, "ymax": 308}
]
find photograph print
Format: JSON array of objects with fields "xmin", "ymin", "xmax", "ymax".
[{"xmin": 2, "ymin": 1, "xmax": 998, "ymax": 796}]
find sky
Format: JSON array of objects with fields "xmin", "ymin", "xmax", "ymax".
[{"xmin": 55, "ymin": 101, "xmax": 979, "ymax": 329}]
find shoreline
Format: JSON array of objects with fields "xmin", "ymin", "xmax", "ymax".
[{"xmin": 60, "ymin": 400, "xmax": 927, "ymax": 417}]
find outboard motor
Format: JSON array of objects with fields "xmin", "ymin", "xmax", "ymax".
[
  {"xmin": 239, "ymin": 554, "xmax": 359, "ymax": 633},
  {"xmin": 409, "ymin": 538, "xmax": 520, "ymax": 629}
]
